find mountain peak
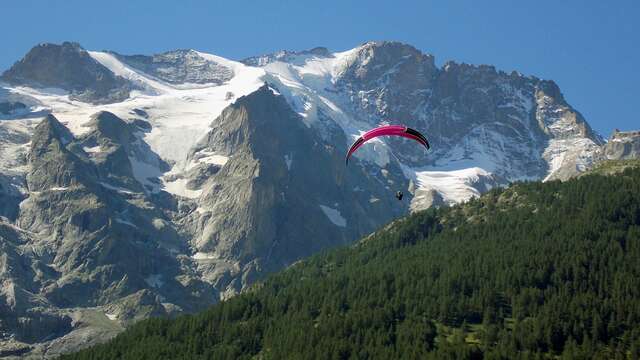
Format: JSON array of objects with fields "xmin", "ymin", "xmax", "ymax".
[
  {"xmin": 357, "ymin": 40, "xmax": 420, "ymax": 51},
  {"xmin": 33, "ymin": 41, "xmax": 84, "ymax": 52},
  {"xmin": 353, "ymin": 40, "xmax": 435, "ymax": 61},
  {"xmin": 85, "ymin": 111, "xmax": 133, "ymax": 144},
  {"xmin": 339, "ymin": 40, "xmax": 437, "ymax": 82},
  {"xmin": 1, "ymin": 41, "xmax": 131, "ymax": 104},
  {"xmin": 34, "ymin": 114, "xmax": 74, "ymax": 147}
]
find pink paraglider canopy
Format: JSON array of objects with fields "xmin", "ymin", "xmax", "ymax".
[{"xmin": 345, "ymin": 125, "xmax": 429, "ymax": 165}]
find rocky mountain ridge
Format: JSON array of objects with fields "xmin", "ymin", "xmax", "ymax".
[
  {"xmin": 0, "ymin": 42, "xmax": 131, "ymax": 104},
  {"xmin": 604, "ymin": 129, "xmax": 640, "ymax": 160},
  {"xmin": 112, "ymin": 49, "xmax": 234, "ymax": 86}
]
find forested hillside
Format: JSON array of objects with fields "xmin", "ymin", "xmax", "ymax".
[{"xmin": 64, "ymin": 162, "xmax": 640, "ymax": 359}]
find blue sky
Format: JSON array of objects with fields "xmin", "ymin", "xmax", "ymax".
[{"xmin": 1, "ymin": 0, "xmax": 638, "ymax": 136}]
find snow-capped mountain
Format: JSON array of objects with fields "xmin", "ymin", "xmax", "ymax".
[
  {"xmin": 0, "ymin": 41, "xmax": 627, "ymax": 356},
  {"xmin": 242, "ymin": 41, "xmax": 606, "ymax": 201}
]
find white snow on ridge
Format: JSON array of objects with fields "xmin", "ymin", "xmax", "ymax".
[
  {"xmin": 129, "ymin": 156, "xmax": 163, "ymax": 192},
  {"xmin": 192, "ymin": 252, "xmax": 218, "ymax": 260},
  {"xmin": 262, "ymin": 49, "xmax": 393, "ymax": 168},
  {"xmin": 99, "ymin": 181, "xmax": 136, "ymax": 194},
  {"xmin": 5, "ymin": 50, "xmax": 265, "ymax": 169},
  {"xmin": 83, "ymin": 145, "xmax": 101, "ymax": 153},
  {"xmin": 48, "ymin": 187, "xmax": 69, "ymax": 191},
  {"xmin": 162, "ymin": 177, "xmax": 202, "ymax": 199},
  {"xmin": 187, "ymin": 150, "xmax": 229, "ymax": 171},
  {"xmin": 407, "ymin": 167, "xmax": 492, "ymax": 205},
  {"xmin": 3, "ymin": 50, "xmax": 268, "ymax": 202},
  {"xmin": 88, "ymin": 51, "xmax": 168, "ymax": 94},
  {"xmin": 199, "ymin": 154, "xmax": 228, "ymax": 166},
  {"xmin": 90, "ymin": 51, "xmax": 265, "ymax": 166},
  {"xmin": 611, "ymin": 137, "xmax": 628, "ymax": 143},
  {"xmin": 319, "ymin": 204, "xmax": 347, "ymax": 227}
]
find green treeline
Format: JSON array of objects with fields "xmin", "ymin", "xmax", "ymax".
[{"xmin": 64, "ymin": 166, "xmax": 640, "ymax": 359}]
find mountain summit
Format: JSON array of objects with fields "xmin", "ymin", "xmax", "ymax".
[{"xmin": 1, "ymin": 42, "xmax": 131, "ymax": 104}]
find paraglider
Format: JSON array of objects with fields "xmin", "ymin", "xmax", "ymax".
[
  {"xmin": 345, "ymin": 125, "xmax": 429, "ymax": 165},
  {"xmin": 345, "ymin": 125, "xmax": 430, "ymax": 201}
]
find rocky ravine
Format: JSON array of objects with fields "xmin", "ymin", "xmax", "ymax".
[{"xmin": 0, "ymin": 41, "xmax": 637, "ymax": 357}]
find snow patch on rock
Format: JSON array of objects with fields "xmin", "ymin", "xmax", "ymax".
[{"xmin": 319, "ymin": 204, "xmax": 346, "ymax": 227}]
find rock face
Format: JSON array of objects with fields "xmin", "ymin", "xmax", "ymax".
[
  {"xmin": 182, "ymin": 85, "xmax": 407, "ymax": 296},
  {"xmin": 0, "ymin": 120, "xmax": 31, "ymax": 222},
  {"xmin": 0, "ymin": 40, "xmax": 636, "ymax": 357},
  {"xmin": 329, "ymin": 42, "xmax": 603, "ymax": 182},
  {"xmin": 0, "ymin": 102, "xmax": 26, "ymax": 116},
  {"xmin": 604, "ymin": 130, "xmax": 640, "ymax": 160},
  {"xmin": 114, "ymin": 49, "xmax": 234, "ymax": 85},
  {"xmin": 242, "ymin": 46, "xmax": 331, "ymax": 67},
  {"xmin": 1, "ymin": 113, "xmax": 217, "ymax": 357},
  {"xmin": 0, "ymin": 42, "xmax": 131, "ymax": 104}
]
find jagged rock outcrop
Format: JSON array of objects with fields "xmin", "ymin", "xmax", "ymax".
[
  {"xmin": 0, "ymin": 174, "xmax": 23, "ymax": 221},
  {"xmin": 0, "ymin": 121, "xmax": 30, "ymax": 222},
  {"xmin": 26, "ymin": 114, "xmax": 96, "ymax": 193},
  {"xmin": 604, "ymin": 130, "xmax": 640, "ymax": 160},
  {"xmin": 0, "ymin": 217, "xmax": 71, "ymax": 349},
  {"xmin": 114, "ymin": 49, "xmax": 234, "ymax": 85},
  {"xmin": 1, "ymin": 42, "xmax": 131, "ymax": 104},
  {"xmin": 75, "ymin": 111, "xmax": 170, "ymax": 192}
]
